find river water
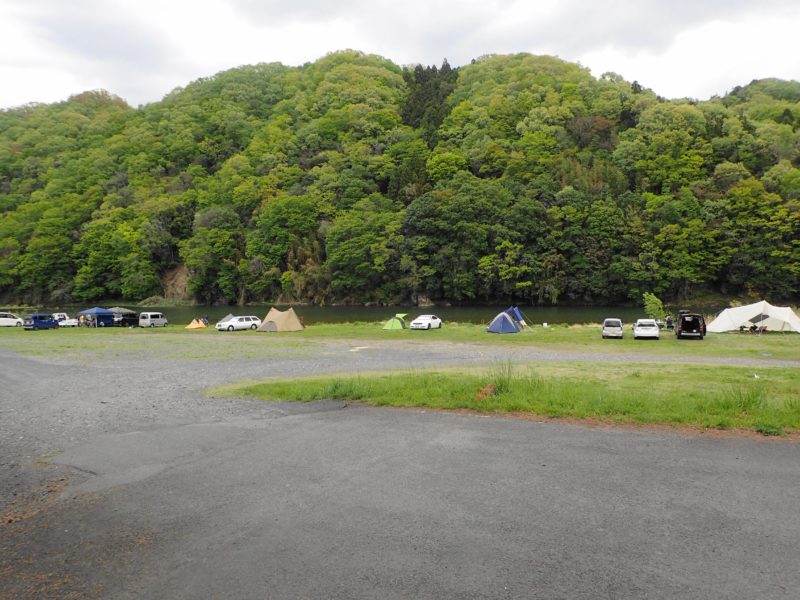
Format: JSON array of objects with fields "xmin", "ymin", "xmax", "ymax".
[{"xmin": 42, "ymin": 304, "xmax": 712, "ymax": 326}]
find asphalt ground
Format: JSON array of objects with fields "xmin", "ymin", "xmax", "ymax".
[{"xmin": 1, "ymin": 338, "xmax": 799, "ymax": 599}]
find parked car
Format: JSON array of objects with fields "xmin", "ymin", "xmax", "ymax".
[
  {"xmin": 139, "ymin": 312, "xmax": 168, "ymax": 327},
  {"xmin": 409, "ymin": 314, "xmax": 442, "ymax": 330},
  {"xmin": 633, "ymin": 318, "xmax": 660, "ymax": 340},
  {"xmin": 113, "ymin": 313, "xmax": 139, "ymax": 327},
  {"xmin": 215, "ymin": 315, "xmax": 262, "ymax": 331},
  {"xmin": 675, "ymin": 310, "xmax": 706, "ymax": 340},
  {"xmin": 601, "ymin": 318, "xmax": 624, "ymax": 339},
  {"xmin": 0, "ymin": 312, "xmax": 23, "ymax": 327},
  {"xmin": 52, "ymin": 312, "xmax": 78, "ymax": 327},
  {"xmin": 23, "ymin": 313, "xmax": 59, "ymax": 330}
]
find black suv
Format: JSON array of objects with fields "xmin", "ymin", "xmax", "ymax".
[
  {"xmin": 113, "ymin": 313, "xmax": 139, "ymax": 327},
  {"xmin": 675, "ymin": 310, "xmax": 706, "ymax": 340}
]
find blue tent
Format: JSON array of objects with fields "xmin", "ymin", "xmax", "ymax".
[
  {"xmin": 487, "ymin": 311, "xmax": 521, "ymax": 334},
  {"xmin": 507, "ymin": 306, "xmax": 524, "ymax": 322}
]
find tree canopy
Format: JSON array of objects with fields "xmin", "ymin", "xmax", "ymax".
[{"xmin": 2, "ymin": 52, "xmax": 799, "ymax": 306}]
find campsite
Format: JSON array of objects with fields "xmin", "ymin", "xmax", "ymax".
[
  {"xmin": 4, "ymin": 299, "xmax": 800, "ymax": 432},
  {"xmin": 2, "ymin": 308, "xmax": 799, "ymax": 432},
  {"xmin": 2, "ymin": 305, "xmax": 800, "ymax": 599}
]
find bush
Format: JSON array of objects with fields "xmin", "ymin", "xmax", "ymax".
[{"xmin": 642, "ymin": 292, "xmax": 665, "ymax": 319}]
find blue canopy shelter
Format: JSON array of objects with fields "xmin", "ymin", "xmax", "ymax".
[{"xmin": 77, "ymin": 306, "xmax": 115, "ymax": 327}]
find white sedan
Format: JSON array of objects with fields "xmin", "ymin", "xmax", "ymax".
[
  {"xmin": 633, "ymin": 318, "xmax": 660, "ymax": 340},
  {"xmin": 409, "ymin": 314, "xmax": 443, "ymax": 330},
  {"xmin": 215, "ymin": 315, "xmax": 262, "ymax": 331},
  {"xmin": 0, "ymin": 312, "xmax": 23, "ymax": 327}
]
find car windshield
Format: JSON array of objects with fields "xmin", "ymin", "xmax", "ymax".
[{"xmin": 604, "ymin": 320, "xmax": 621, "ymax": 327}]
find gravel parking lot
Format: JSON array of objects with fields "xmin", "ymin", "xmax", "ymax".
[{"xmin": 2, "ymin": 337, "xmax": 799, "ymax": 599}]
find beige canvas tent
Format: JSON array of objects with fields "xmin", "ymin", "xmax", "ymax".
[
  {"xmin": 257, "ymin": 307, "xmax": 304, "ymax": 332},
  {"xmin": 707, "ymin": 300, "xmax": 800, "ymax": 333}
]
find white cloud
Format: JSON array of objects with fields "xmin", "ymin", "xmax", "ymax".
[
  {"xmin": 1, "ymin": 0, "xmax": 798, "ymax": 108},
  {"xmin": 577, "ymin": 13, "xmax": 800, "ymax": 99}
]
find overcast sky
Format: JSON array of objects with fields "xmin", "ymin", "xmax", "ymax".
[{"xmin": 2, "ymin": 0, "xmax": 799, "ymax": 109}]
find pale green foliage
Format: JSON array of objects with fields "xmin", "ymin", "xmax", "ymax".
[{"xmin": 642, "ymin": 292, "xmax": 665, "ymax": 319}]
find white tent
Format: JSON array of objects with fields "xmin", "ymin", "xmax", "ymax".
[{"xmin": 707, "ymin": 300, "xmax": 800, "ymax": 333}]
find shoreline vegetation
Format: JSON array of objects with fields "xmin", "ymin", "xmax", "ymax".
[
  {"xmin": 2, "ymin": 287, "xmax": 770, "ymax": 309},
  {"xmin": 2, "ymin": 323, "xmax": 798, "ymax": 436}
]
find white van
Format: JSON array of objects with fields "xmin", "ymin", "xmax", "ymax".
[
  {"xmin": 601, "ymin": 318, "xmax": 623, "ymax": 339},
  {"xmin": 139, "ymin": 312, "xmax": 168, "ymax": 327}
]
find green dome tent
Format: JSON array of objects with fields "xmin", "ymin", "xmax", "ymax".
[{"xmin": 382, "ymin": 313, "xmax": 408, "ymax": 330}]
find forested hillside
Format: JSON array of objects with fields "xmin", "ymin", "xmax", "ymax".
[{"xmin": 1, "ymin": 51, "xmax": 799, "ymax": 306}]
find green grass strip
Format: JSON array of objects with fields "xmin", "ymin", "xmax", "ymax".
[{"xmin": 227, "ymin": 361, "xmax": 800, "ymax": 434}]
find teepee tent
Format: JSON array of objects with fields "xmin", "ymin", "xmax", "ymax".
[
  {"xmin": 382, "ymin": 313, "xmax": 407, "ymax": 330},
  {"xmin": 487, "ymin": 311, "xmax": 521, "ymax": 334},
  {"xmin": 257, "ymin": 307, "xmax": 304, "ymax": 332},
  {"xmin": 707, "ymin": 301, "xmax": 800, "ymax": 333}
]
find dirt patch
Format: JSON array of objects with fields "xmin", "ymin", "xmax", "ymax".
[
  {"xmin": 162, "ymin": 264, "xmax": 189, "ymax": 300},
  {"xmin": 1, "ymin": 477, "xmax": 69, "ymax": 525},
  {"xmin": 1, "ymin": 489, "xmax": 118, "ymax": 600}
]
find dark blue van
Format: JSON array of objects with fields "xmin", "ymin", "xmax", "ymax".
[{"xmin": 23, "ymin": 313, "xmax": 59, "ymax": 330}]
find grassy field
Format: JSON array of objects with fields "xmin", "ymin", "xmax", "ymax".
[
  {"xmin": 290, "ymin": 321, "xmax": 800, "ymax": 361},
  {"xmin": 222, "ymin": 361, "xmax": 800, "ymax": 435},
  {"xmin": 1, "ymin": 321, "xmax": 799, "ymax": 362},
  {"xmin": 3, "ymin": 323, "xmax": 798, "ymax": 434},
  {"xmin": 0, "ymin": 325, "xmax": 314, "ymax": 362}
]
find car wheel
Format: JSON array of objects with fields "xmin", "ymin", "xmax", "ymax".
[
  {"xmin": 228, "ymin": 325, "xmax": 234, "ymax": 331},
  {"xmin": 427, "ymin": 324, "xmax": 431, "ymax": 330},
  {"xmin": 15, "ymin": 322, "xmax": 21, "ymax": 326},
  {"xmin": 250, "ymin": 324, "xmax": 257, "ymax": 330}
]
